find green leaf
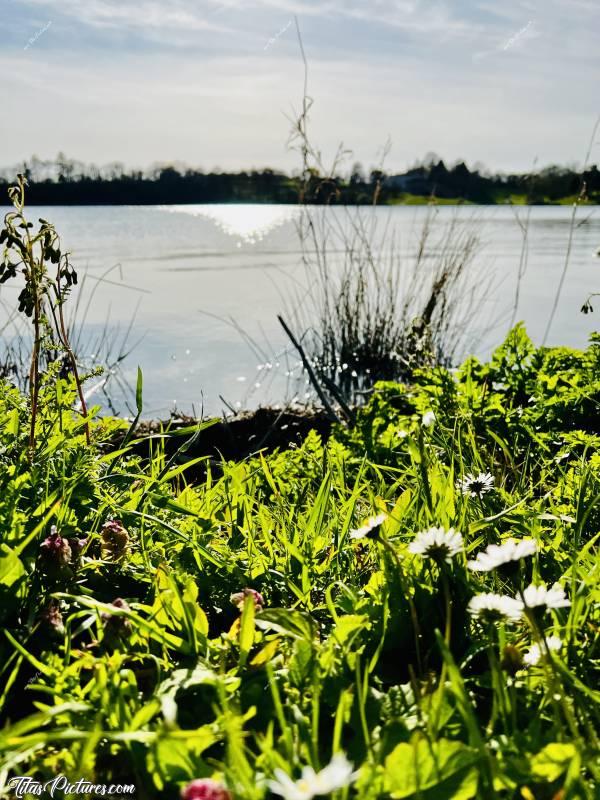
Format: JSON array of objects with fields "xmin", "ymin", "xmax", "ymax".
[
  {"xmin": 331, "ymin": 614, "xmax": 370, "ymax": 648},
  {"xmin": 147, "ymin": 728, "xmax": 216, "ymax": 789},
  {"xmin": 239, "ymin": 593, "xmax": 256, "ymax": 667},
  {"xmin": 530, "ymin": 743, "xmax": 577, "ymax": 783},
  {"xmin": 0, "ymin": 545, "xmax": 25, "ymax": 588},
  {"xmin": 6, "ymin": 408, "xmax": 19, "ymax": 437},
  {"xmin": 250, "ymin": 637, "xmax": 280, "ymax": 667},
  {"xmin": 384, "ymin": 735, "xmax": 479, "ymax": 799},
  {"xmin": 255, "ymin": 608, "xmax": 317, "ymax": 641},
  {"xmin": 157, "ymin": 664, "xmax": 239, "ymax": 698},
  {"xmin": 289, "ymin": 638, "xmax": 316, "ymax": 688},
  {"xmin": 135, "ymin": 366, "xmax": 143, "ymax": 415}
]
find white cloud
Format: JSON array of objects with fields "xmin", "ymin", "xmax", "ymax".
[
  {"xmin": 17, "ymin": 0, "xmax": 234, "ymax": 34},
  {"xmin": 18, "ymin": 0, "xmax": 484, "ymax": 40},
  {"xmin": 3, "ymin": 0, "xmax": 598, "ymax": 171}
]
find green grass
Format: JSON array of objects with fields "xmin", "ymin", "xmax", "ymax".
[
  {"xmin": 386, "ymin": 194, "xmax": 474, "ymax": 206},
  {"xmin": 491, "ymin": 193, "xmax": 600, "ymax": 206},
  {"xmin": 0, "ymin": 325, "xmax": 599, "ymax": 798},
  {"xmin": 384, "ymin": 193, "xmax": 600, "ymax": 206}
]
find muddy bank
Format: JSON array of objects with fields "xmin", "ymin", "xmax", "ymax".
[{"xmin": 120, "ymin": 406, "xmax": 333, "ymax": 473}]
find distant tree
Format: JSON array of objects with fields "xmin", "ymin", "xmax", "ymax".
[
  {"xmin": 583, "ymin": 165, "xmax": 600, "ymax": 193},
  {"xmin": 0, "ymin": 152, "xmax": 591, "ymax": 206},
  {"xmin": 349, "ymin": 162, "xmax": 365, "ymax": 186},
  {"xmin": 101, "ymin": 162, "xmax": 125, "ymax": 181},
  {"xmin": 158, "ymin": 166, "xmax": 181, "ymax": 182},
  {"xmin": 369, "ymin": 169, "xmax": 386, "ymax": 185},
  {"xmin": 422, "ymin": 151, "xmax": 441, "ymax": 168},
  {"xmin": 56, "ymin": 152, "xmax": 75, "ymax": 183},
  {"xmin": 472, "ymin": 161, "xmax": 490, "ymax": 177},
  {"xmin": 24, "ymin": 155, "xmax": 44, "ymax": 182}
]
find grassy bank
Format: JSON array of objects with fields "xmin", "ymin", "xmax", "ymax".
[{"xmin": 0, "ymin": 325, "xmax": 598, "ymax": 798}]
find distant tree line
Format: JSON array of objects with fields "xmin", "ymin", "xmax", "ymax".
[{"xmin": 1, "ymin": 153, "xmax": 598, "ymax": 205}]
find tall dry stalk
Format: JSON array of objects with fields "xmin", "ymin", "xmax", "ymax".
[{"xmin": 0, "ymin": 175, "xmax": 90, "ymax": 450}]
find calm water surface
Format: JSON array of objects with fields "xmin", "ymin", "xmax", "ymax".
[{"xmin": 1, "ymin": 204, "xmax": 598, "ymax": 416}]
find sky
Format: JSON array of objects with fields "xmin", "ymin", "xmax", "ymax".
[{"xmin": 1, "ymin": 0, "xmax": 599, "ymax": 175}]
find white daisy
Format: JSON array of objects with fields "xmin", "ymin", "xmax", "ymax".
[
  {"xmin": 523, "ymin": 635, "xmax": 562, "ymax": 666},
  {"xmin": 422, "ymin": 410, "xmax": 436, "ymax": 427},
  {"xmin": 468, "ymin": 592, "xmax": 524, "ymax": 623},
  {"xmin": 408, "ymin": 526, "xmax": 464, "ymax": 564},
  {"xmin": 396, "ymin": 429, "xmax": 409, "ymax": 439},
  {"xmin": 521, "ymin": 583, "xmax": 571, "ymax": 612},
  {"xmin": 467, "ymin": 538, "xmax": 538, "ymax": 573},
  {"xmin": 268, "ymin": 754, "xmax": 356, "ymax": 800},
  {"xmin": 350, "ymin": 513, "xmax": 387, "ymax": 540},
  {"xmin": 457, "ymin": 471, "xmax": 495, "ymax": 498}
]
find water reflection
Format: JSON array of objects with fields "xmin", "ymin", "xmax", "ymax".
[
  {"xmin": 0, "ymin": 204, "xmax": 597, "ymax": 417},
  {"xmin": 161, "ymin": 203, "xmax": 301, "ymax": 243}
]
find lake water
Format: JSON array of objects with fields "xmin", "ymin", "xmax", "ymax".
[{"xmin": 1, "ymin": 204, "xmax": 599, "ymax": 417}]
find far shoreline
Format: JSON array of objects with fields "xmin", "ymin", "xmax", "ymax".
[{"xmin": 1, "ymin": 196, "xmax": 597, "ymax": 208}]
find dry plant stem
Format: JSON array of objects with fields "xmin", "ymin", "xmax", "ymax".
[
  {"xmin": 28, "ymin": 292, "xmax": 41, "ymax": 454},
  {"xmin": 52, "ymin": 281, "xmax": 90, "ymax": 444},
  {"xmin": 23, "ymin": 212, "xmax": 42, "ymax": 454},
  {"xmin": 277, "ymin": 314, "xmax": 341, "ymax": 423},
  {"xmin": 508, "ymin": 203, "xmax": 531, "ymax": 330},
  {"xmin": 2, "ymin": 176, "xmax": 90, "ymax": 452},
  {"xmin": 543, "ymin": 116, "xmax": 600, "ymax": 344},
  {"xmin": 294, "ymin": 15, "xmax": 310, "ymax": 203}
]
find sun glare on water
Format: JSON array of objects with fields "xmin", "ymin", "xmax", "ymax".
[{"xmin": 161, "ymin": 204, "xmax": 300, "ymax": 243}]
